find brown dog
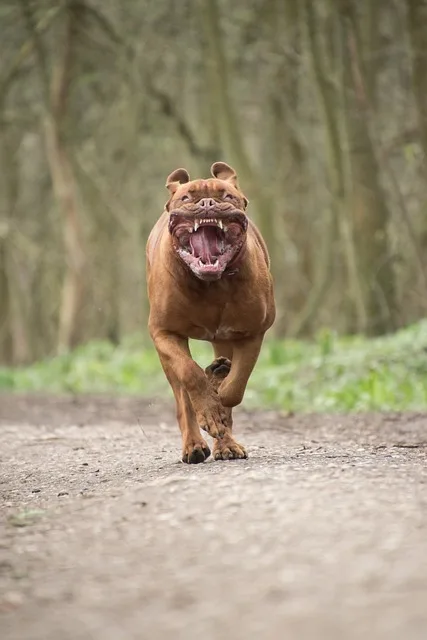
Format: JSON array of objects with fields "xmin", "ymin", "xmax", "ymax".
[{"xmin": 146, "ymin": 162, "xmax": 275, "ymax": 463}]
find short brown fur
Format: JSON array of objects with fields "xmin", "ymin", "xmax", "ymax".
[{"xmin": 146, "ymin": 162, "xmax": 275, "ymax": 463}]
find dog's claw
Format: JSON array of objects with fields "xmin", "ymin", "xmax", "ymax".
[
  {"xmin": 213, "ymin": 436, "xmax": 247, "ymax": 461},
  {"xmin": 198, "ymin": 415, "xmax": 227, "ymax": 439},
  {"xmin": 182, "ymin": 441, "xmax": 211, "ymax": 464},
  {"xmin": 195, "ymin": 392, "xmax": 228, "ymax": 439}
]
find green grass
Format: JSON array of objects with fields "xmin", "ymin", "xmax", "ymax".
[{"xmin": 2, "ymin": 321, "xmax": 427, "ymax": 412}]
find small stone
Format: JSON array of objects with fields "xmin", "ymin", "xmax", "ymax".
[{"xmin": 57, "ymin": 491, "xmax": 69, "ymax": 497}]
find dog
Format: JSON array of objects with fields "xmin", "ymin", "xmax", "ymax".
[{"xmin": 146, "ymin": 162, "xmax": 275, "ymax": 463}]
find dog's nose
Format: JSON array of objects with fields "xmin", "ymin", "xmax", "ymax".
[{"xmin": 198, "ymin": 198, "xmax": 216, "ymax": 210}]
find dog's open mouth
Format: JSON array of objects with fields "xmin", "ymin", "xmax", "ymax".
[{"xmin": 169, "ymin": 211, "xmax": 248, "ymax": 281}]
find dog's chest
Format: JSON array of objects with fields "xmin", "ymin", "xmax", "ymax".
[
  {"xmin": 191, "ymin": 325, "xmax": 249, "ymax": 341},
  {"xmin": 189, "ymin": 307, "xmax": 261, "ymax": 342},
  {"xmin": 185, "ymin": 287, "xmax": 269, "ymax": 341},
  {"xmin": 213, "ymin": 325, "xmax": 249, "ymax": 341}
]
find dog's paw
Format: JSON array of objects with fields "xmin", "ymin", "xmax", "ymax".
[
  {"xmin": 182, "ymin": 439, "xmax": 211, "ymax": 464},
  {"xmin": 205, "ymin": 357, "xmax": 231, "ymax": 391},
  {"xmin": 205, "ymin": 356, "xmax": 231, "ymax": 378},
  {"xmin": 213, "ymin": 436, "xmax": 247, "ymax": 461},
  {"xmin": 195, "ymin": 393, "xmax": 228, "ymax": 439}
]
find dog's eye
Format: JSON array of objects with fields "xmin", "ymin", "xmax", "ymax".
[
  {"xmin": 181, "ymin": 194, "xmax": 192, "ymax": 202},
  {"xmin": 223, "ymin": 193, "xmax": 234, "ymax": 201}
]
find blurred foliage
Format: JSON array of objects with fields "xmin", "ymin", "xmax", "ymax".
[
  {"xmin": 1, "ymin": 0, "xmax": 427, "ymax": 364},
  {"xmin": 2, "ymin": 321, "xmax": 427, "ymax": 412}
]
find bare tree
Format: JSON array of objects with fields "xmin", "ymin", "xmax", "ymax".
[{"xmin": 340, "ymin": 0, "xmax": 397, "ymax": 334}]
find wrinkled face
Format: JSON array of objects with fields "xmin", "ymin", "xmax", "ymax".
[{"xmin": 166, "ymin": 163, "xmax": 248, "ymax": 281}]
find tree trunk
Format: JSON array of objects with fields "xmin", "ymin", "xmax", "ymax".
[
  {"xmin": 43, "ymin": 3, "xmax": 87, "ymax": 353},
  {"xmin": 406, "ymin": 0, "xmax": 427, "ymax": 163},
  {"xmin": 405, "ymin": 0, "xmax": 427, "ymax": 288},
  {"xmin": 269, "ymin": 0, "xmax": 313, "ymax": 335},
  {"xmin": 0, "ymin": 240, "xmax": 13, "ymax": 364},
  {"xmin": 0, "ymin": 124, "xmax": 31, "ymax": 365},
  {"xmin": 340, "ymin": 1, "xmax": 397, "ymax": 335},
  {"xmin": 200, "ymin": 0, "xmax": 277, "ymax": 266},
  {"xmin": 290, "ymin": 1, "xmax": 346, "ymax": 336}
]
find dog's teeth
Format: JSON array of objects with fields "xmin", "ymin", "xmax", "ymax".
[
  {"xmin": 194, "ymin": 222, "xmax": 199, "ymax": 231},
  {"xmin": 224, "ymin": 225, "xmax": 228, "ymax": 232},
  {"xmin": 218, "ymin": 220, "xmax": 223, "ymax": 229},
  {"xmin": 213, "ymin": 259, "xmax": 219, "ymax": 266}
]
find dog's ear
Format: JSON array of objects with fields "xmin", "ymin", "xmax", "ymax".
[
  {"xmin": 166, "ymin": 168, "xmax": 190, "ymax": 194},
  {"xmin": 211, "ymin": 162, "xmax": 248, "ymax": 209},
  {"xmin": 211, "ymin": 162, "xmax": 238, "ymax": 186}
]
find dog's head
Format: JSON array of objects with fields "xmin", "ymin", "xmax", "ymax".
[{"xmin": 166, "ymin": 162, "xmax": 249, "ymax": 281}]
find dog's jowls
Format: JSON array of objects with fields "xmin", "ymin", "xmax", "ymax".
[{"xmin": 146, "ymin": 162, "xmax": 275, "ymax": 463}]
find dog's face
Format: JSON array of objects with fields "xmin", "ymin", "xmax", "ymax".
[{"xmin": 166, "ymin": 162, "xmax": 249, "ymax": 281}]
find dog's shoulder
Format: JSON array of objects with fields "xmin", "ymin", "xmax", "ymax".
[{"xmin": 146, "ymin": 211, "xmax": 169, "ymax": 267}]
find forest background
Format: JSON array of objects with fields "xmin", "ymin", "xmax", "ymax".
[{"xmin": 0, "ymin": 0, "xmax": 426, "ymax": 412}]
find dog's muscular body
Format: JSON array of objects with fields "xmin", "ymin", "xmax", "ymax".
[{"xmin": 146, "ymin": 162, "xmax": 275, "ymax": 463}]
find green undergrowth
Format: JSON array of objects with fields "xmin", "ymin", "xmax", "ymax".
[{"xmin": 1, "ymin": 321, "xmax": 427, "ymax": 412}]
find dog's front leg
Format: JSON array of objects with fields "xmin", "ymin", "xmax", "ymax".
[
  {"xmin": 205, "ymin": 356, "xmax": 247, "ymax": 461},
  {"xmin": 150, "ymin": 328, "xmax": 228, "ymax": 439}
]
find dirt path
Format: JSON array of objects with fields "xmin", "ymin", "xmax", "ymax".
[{"xmin": 1, "ymin": 394, "xmax": 427, "ymax": 640}]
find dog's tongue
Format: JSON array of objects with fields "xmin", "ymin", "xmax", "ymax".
[{"xmin": 190, "ymin": 227, "xmax": 221, "ymax": 263}]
